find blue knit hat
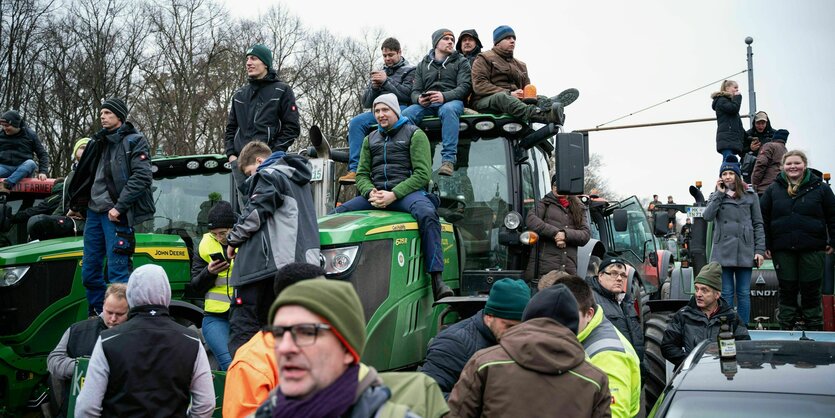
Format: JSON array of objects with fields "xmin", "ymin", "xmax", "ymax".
[
  {"xmin": 719, "ymin": 155, "xmax": 742, "ymax": 178},
  {"xmin": 772, "ymin": 129, "xmax": 789, "ymax": 142},
  {"xmin": 493, "ymin": 25, "xmax": 516, "ymax": 45},
  {"xmin": 484, "ymin": 278, "xmax": 531, "ymax": 321}
]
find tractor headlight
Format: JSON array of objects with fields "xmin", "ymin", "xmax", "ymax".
[
  {"xmin": 0, "ymin": 266, "xmax": 29, "ymax": 287},
  {"xmin": 320, "ymin": 246, "xmax": 359, "ymax": 275},
  {"xmin": 504, "ymin": 211, "xmax": 522, "ymax": 230}
]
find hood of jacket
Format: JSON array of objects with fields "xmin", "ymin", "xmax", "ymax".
[
  {"xmin": 499, "ymin": 318, "xmax": 585, "ymax": 374},
  {"xmin": 376, "ymin": 115, "xmax": 410, "ymax": 134},
  {"xmin": 423, "ymin": 50, "xmax": 463, "ymax": 68},
  {"xmin": 384, "ymin": 57, "xmax": 409, "ymax": 74},
  {"xmin": 102, "ymin": 121, "xmax": 139, "ymax": 145},
  {"xmin": 746, "ymin": 112, "xmax": 774, "ymax": 137},
  {"xmin": 258, "ymin": 152, "xmax": 312, "ymax": 186},
  {"xmin": 126, "ymin": 264, "xmax": 172, "ymax": 308}
]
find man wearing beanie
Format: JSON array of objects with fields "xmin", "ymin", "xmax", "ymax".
[
  {"xmin": 253, "ymin": 279, "xmax": 443, "ymax": 417},
  {"xmin": 752, "ymin": 128, "xmax": 789, "ymax": 193},
  {"xmin": 340, "ymin": 37, "xmax": 416, "ymax": 183},
  {"xmin": 421, "ymin": 278, "xmax": 530, "ymax": 399},
  {"xmin": 67, "ymin": 98, "xmax": 155, "ymax": 316},
  {"xmin": 470, "ymin": 26, "xmax": 579, "ymax": 126},
  {"xmin": 661, "ymin": 262, "xmax": 750, "ymax": 367},
  {"xmin": 334, "ymin": 93, "xmax": 453, "ymax": 301},
  {"xmin": 448, "ymin": 284, "xmax": 611, "ymax": 417},
  {"xmin": 190, "ymin": 200, "xmax": 236, "ymax": 370},
  {"xmin": 0, "ymin": 109, "xmax": 50, "ymax": 193},
  {"xmin": 76, "ymin": 265, "xmax": 214, "ymax": 417},
  {"xmin": 402, "ymin": 28, "xmax": 471, "ymax": 177},
  {"xmin": 225, "ymin": 43, "xmax": 300, "ymax": 199}
]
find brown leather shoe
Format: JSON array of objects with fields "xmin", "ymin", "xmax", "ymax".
[
  {"xmin": 438, "ymin": 162, "xmax": 454, "ymax": 176},
  {"xmin": 338, "ymin": 171, "xmax": 357, "ymax": 184}
]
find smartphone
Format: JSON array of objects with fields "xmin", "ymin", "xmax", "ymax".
[
  {"xmin": 209, "ymin": 252, "xmax": 225, "ymax": 263},
  {"xmin": 420, "ymin": 92, "xmax": 432, "ymax": 98}
]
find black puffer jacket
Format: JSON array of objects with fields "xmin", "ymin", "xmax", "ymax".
[
  {"xmin": 361, "ymin": 57, "xmax": 415, "ymax": 108},
  {"xmin": 587, "ymin": 276, "xmax": 645, "ymax": 362},
  {"xmin": 711, "ymin": 92, "xmax": 745, "ymax": 155},
  {"xmin": 0, "ymin": 123, "xmax": 50, "ymax": 174},
  {"xmin": 410, "ymin": 50, "xmax": 472, "ymax": 104},
  {"xmin": 419, "ymin": 310, "xmax": 496, "ymax": 399},
  {"xmin": 661, "ymin": 296, "xmax": 750, "ymax": 367},
  {"xmin": 760, "ymin": 170, "xmax": 835, "ymax": 252}
]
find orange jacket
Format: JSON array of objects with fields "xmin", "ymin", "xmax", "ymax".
[{"xmin": 222, "ymin": 332, "xmax": 278, "ymax": 418}]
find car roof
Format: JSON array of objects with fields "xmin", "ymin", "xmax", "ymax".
[{"xmin": 675, "ymin": 340, "xmax": 835, "ymax": 396}]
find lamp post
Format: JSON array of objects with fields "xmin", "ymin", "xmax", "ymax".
[{"xmin": 745, "ymin": 36, "xmax": 756, "ymax": 129}]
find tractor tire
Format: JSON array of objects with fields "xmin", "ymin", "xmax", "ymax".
[{"xmin": 644, "ymin": 311, "xmax": 673, "ymax": 411}]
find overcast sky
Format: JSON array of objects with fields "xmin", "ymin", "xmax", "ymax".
[{"xmin": 223, "ymin": 0, "xmax": 835, "ymax": 206}]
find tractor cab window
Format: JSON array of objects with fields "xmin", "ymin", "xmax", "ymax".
[{"xmin": 611, "ymin": 196, "xmax": 654, "ymax": 268}]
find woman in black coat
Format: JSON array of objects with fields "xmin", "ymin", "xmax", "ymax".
[
  {"xmin": 711, "ymin": 80, "xmax": 745, "ymax": 163},
  {"xmin": 760, "ymin": 150, "xmax": 835, "ymax": 330}
]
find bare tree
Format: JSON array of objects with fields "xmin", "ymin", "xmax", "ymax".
[{"xmin": 584, "ymin": 153, "xmax": 619, "ymax": 200}]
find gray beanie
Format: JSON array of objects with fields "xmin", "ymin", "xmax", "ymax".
[
  {"xmin": 431, "ymin": 28, "xmax": 454, "ymax": 48},
  {"xmin": 372, "ymin": 93, "xmax": 401, "ymax": 119},
  {"xmin": 126, "ymin": 264, "xmax": 172, "ymax": 308}
]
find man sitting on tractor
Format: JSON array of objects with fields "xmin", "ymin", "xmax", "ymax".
[{"xmin": 333, "ymin": 93, "xmax": 453, "ymax": 300}]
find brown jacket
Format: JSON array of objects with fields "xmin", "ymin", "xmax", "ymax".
[
  {"xmin": 752, "ymin": 140, "xmax": 786, "ymax": 193},
  {"xmin": 525, "ymin": 193, "xmax": 590, "ymax": 279},
  {"xmin": 471, "ymin": 48, "xmax": 530, "ymax": 103},
  {"xmin": 447, "ymin": 318, "xmax": 612, "ymax": 418}
]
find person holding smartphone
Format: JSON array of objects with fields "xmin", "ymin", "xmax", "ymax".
[
  {"xmin": 703, "ymin": 156, "xmax": 765, "ymax": 326},
  {"xmin": 190, "ymin": 200, "xmax": 236, "ymax": 370}
]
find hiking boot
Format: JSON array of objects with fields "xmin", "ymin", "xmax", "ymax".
[
  {"xmin": 439, "ymin": 161, "xmax": 454, "ymax": 176},
  {"xmin": 338, "ymin": 171, "xmax": 357, "ymax": 184},
  {"xmin": 550, "ymin": 88, "xmax": 579, "ymax": 107},
  {"xmin": 545, "ymin": 102, "xmax": 565, "ymax": 125},
  {"xmin": 431, "ymin": 272, "xmax": 454, "ymax": 300}
]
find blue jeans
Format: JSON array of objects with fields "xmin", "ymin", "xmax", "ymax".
[
  {"xmin": 721, "ymin": 266, "xmax": 752, "ymax": 324},
  {"xmin": 0, "ymin": 160, "xmax": 37, "ymax": 187},
  {"xmin": 202, "ymin": 314, "xmax": 232, "ymax": 371},
  {"xmin": 334, "ymin": 191, "xmax": 444, "ymax": 272},
  {"xmin": 82, "ymin": 209, "xmax": 133, "ymax": 314},
  {"xmin": 402, "ymin": 101, "xmax": 464, "ymax": 164},
  {"xmin": 347, "ymin": 106, "xmax": 408, "ymax": 172}
]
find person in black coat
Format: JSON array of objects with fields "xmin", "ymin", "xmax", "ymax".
[
  {"xmin": 587, "ymin": 258, "xmax": 645, "ymax": 363},
  {"xmin": 711, "ymin": 80, "xmax": 745, "ymax": 163},
  {"xmin": 760, "ymin": 150, "xmax": 835, "ymax": 330},
  {"xmin": 419, "ymin": 278, "xmax": 530, "ymax": 399}
]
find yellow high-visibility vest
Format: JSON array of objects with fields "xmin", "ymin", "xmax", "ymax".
[{"xmin": 198, "ymin": 233, "xmax": 234, "ymax": 314}]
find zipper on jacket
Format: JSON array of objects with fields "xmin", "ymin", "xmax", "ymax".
[{"xmin": 383, "ymin": 135, "xmax": 389, "ymax": 190}]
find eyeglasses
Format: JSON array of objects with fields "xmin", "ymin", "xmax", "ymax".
[
  {"xmin": 603, "ymin": 271, "xmax": 628, "ymax": 279},
  {"xmin": 264, "ymin": 323, "xmax": 332, "ymax": 347}
]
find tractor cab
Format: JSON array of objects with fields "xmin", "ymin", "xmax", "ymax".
[{"xmin": 0, "ymin": 178, "xmax": 56, "ymax": 247}]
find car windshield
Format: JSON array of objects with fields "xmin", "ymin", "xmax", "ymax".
[{"xmin": 663, "ymin": 391, "xmax": 835, "ymax": 418}]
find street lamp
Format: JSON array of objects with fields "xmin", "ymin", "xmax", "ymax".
[{"xmin": 745, "ymin": 36, "xmax": 756, "ymax": 128}]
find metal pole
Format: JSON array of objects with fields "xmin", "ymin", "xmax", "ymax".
[
  {"xmin": 577, "ymin": 114, "xmax": 750, "ymax": 133},
  {"xmin": 746, "ymin": 36, "xmax": 756, "ymax": 129}
]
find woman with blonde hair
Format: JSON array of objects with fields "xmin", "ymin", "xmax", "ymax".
[
  {"xmin": 760, "ymin": 150, "xmax": 835, "ymax": 330},
  {"xmin": 711, "ymin": 80, "xmax": 745, "ymax": 163}
]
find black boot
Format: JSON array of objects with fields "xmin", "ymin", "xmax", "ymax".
[
  {"xmin": 549, "ymin": 88, "xmax": 579, "ymax": 107},
  {"xmin": 431, "ymin": 272, "xmax": 453, "ymax": 300}
]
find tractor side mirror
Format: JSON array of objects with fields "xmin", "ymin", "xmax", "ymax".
[
  {"xmin": 613, "ymin": 209, "xmax": 628, "ymax": 232},
  {"xmin": 554, "ymin": 132, "xmax": 586, "ymax": 195},
  {"xmin": 653, "ymin": 213, "xmax": 670, "ymax": 237}
]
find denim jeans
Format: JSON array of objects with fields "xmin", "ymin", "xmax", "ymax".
[
  {"xmin": 82, "ymin": 209, "xmax": 132, "ymax": 314},
  {"xmin": 0, "ymin": 160, "xmax": 37, "ymax": 187},
  {"xmin": 202, "ymin": 314, "xmax": 232, "ymax": 371},
  {"xmin": 347, "ymin": 106, "xmax": 408, "ymax": 172},
  {"xmin": 721, "ymin": 266, "xmax": 752, "ymax": 324},
  {"xmin": 402, "ymin": 100, "xmax": 464, "ymax": 164},
  {"xmin": 334, "ymin": 190, "xmax": 444, "ymax": 272}
]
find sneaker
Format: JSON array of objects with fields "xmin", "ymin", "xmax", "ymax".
[
  {"xmin": 338, "ymin": 171, "xmax": 357, "ymax": 184},
  {"xmin": 550, "ymin": 88, "xmax": 579, "ymax": 107},
  {"xmin": 439, "ymin": 161, "xmax": 455, "ymax": 176}
]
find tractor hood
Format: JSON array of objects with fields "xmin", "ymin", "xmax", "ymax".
[
  {"xmin": 0, "ymin": 234, "xmax": 188, "ymax": 265},
  {"xmin": 318, "ymin": 210, "xmax": 452, "ymax": 245}
]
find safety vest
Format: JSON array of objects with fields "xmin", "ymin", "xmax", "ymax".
[{"xmin": 198, "ymin": 233, "xmax": 234, "ymax": 313}]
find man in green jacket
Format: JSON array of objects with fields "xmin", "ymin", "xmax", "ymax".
[
  {"xmin": 555, "ymin": 275, "xmax": 641, "ymax": 418},
  {"xmin": 333, "ymin": 93, "xmax": 452, "ymax": 300}
]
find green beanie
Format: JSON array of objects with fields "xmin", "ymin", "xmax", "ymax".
[
  {"xmin": 72, "ymin": 138, "xmax": 90, "ymax": 161},
  {"xmin": 246, "ymin": 43, "xmax": 273, "ymax": 69},
  {"xmin": 694, "ymin": 262, "xmax": 722, "ymax": 291},
  {"xmin": 268, "ymin": 280, "xmax": 366, "ymax": 362},
  {"xmin": 484, "ymin": 278, "xmax": 531, "ymax": 320}
]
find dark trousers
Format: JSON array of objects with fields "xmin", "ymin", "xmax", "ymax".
[
  {"xmin": 227, "ymin": 279, "xmax": 276, "ymax": 358},
  {"xmin": 774, "ymin": 250, "xmax": 825, "ymax": 330}
]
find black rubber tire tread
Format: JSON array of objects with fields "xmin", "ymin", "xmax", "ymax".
[{"xmin": 644, "ymin": 311, "xmax": 674, "ymax": 410}]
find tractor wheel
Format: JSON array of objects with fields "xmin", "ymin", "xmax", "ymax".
[{"xmin": 644, "ymin": 311, "xmax": 673, "ymax": 411}]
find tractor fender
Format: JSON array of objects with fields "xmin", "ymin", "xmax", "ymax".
[
  {"xmin": 576, "ymin": 239, "xmax": 606, "ymax": 279},
  {"xmin": 168, "ymin": 300, "xmax": 205, "ymax": 328},
  {"xmin": 655, "ymin": 249, "xmax": 675, "ymax": 289}
]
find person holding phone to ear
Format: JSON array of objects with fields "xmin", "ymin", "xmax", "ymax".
[
  {"xmin": 703, "ymin": 156, "xmax": 765, "ymax": 326},
  {"xmin": 190, "ymin": 200, "xmax": 236, "ymax": 370}
]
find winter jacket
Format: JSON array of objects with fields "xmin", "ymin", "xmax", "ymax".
[
  {"xmin": 355, "ymin": 118, "xmax": 432, "ymax": 200},
  {"xmin": 703, "ymin": 186, "xmax": 766, "ymax": 267},
  {"xmin": 47, "ymin": 316, "xmax": 108, "ymax": 417},
  {"xmin": 420, "ymin": 310, "xmax": 497, "ymax": 399},
  {"xmin": 362, "ymin": 57, "xmax": 416, "ymax": 108},
  {"xmin": 760, "ymin": 170, "xmax": 835, "ymax": 252},
  {"xmin": 67, "ymin": 122, "xmax": 155, "ymax": 226},
  {"xmin": 410, "ymin": 50, "xmax": 472, "ymax": 104},
  {"xmin": 223, "ymin": 331, "xmax": 277, "ymax": 418},
  {"xmin": 471, "ymin": 48, "xmax": 530, "ymax": 103},
  {"xmin": 711, "ymin": 92, "xmax": 745, "ymax": 154},
  {"xmin": 447, "ymin": 318, "xmax": 611, "ymax": 418},
  {"xmin": 227, "ymin": 153, "xmax": 320, "ymax": 286},
  {"xmin": 577, "ymin": 306, "xmax": 641, "ymax": 418},
  {"xmin": 525, "ymin": 193, "xmax": 590, "ymax": 279},
  {"xmin": 588, "ymin": 275, "xmax": 645, "ymax": 363},
  {"xmin": 224, "ymin": 69, "xmax": 300, "ymax": 156},
  {"xmin": 0, "ymin": 123, "xmax": 49, "ymax": 174},
  {"xmin": 752, "ymin": 139, "xmax": 786, "ymax": 193},
  {"xmin": 661, "ymin": 296, "xmax": 751, "ymax": 367}
]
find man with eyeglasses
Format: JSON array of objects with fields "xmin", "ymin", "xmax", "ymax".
[
  {"xmin": 587, "ymin": 257, "xmax": 645, "ymax": 364},
  {"xmin": 253, "ymin": 279, "xmax": 437, "ymax": 417}
]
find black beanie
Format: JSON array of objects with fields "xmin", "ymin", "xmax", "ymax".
[
  {"xmin": 102, "ymin": 98, "xmax": 129, "ymax": 122},
  {"xmin": 0, "ymin": 110, "xmax": 23, "ymax": 128},
  {"xmin": 522, "ymin": 284, "xmax": 580, "ymax": 334},
  {"xmin": 207, "ymin": 201, "xmax": 236, "ymax": 229}
]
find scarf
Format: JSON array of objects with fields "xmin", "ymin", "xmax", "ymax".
[
  {"xmin": 557, "ymin": 195, "xmax": 570, "ymax": 208},
  {"xmin": 273, "ymin": 364, "xmax": 359, "ymax": 418},
  {"xmin": 785, "ymin": 169, "xmax": 811, "ymax": 197}
]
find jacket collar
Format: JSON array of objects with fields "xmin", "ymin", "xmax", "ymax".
[
  {"xmin": 128, "ymin": 304, "xmax": 170, "ymax": 320},
  {"xmin": 576, "ymin": 305, "xmax": 604, "ymax": 342}
]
